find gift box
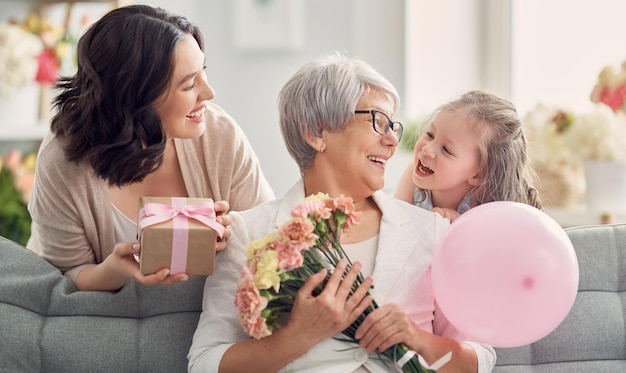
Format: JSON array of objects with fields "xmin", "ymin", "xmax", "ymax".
[{"xmin": 137, "ymin": 196, "xmax": 225, "ymax": 276}]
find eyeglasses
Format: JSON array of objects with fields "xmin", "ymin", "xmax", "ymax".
[{"xmin": 354, "ymin": 110, "xmax": 403, "ymax": 141}]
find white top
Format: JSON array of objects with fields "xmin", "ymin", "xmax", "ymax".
[
  {"xmin": 111, "ymin": 203, "xmax": 136, "ymax": 243},
  {"xmin": 342, "ymin": 234, "xmax": 379, "ymax": 277},
  {"xmin": 339, "ymin": 235, "xmax": 379, "ymax": 373}
]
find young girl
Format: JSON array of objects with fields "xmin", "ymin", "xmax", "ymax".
[{"xmin": 395, "ymin": 90, "xmax": 542, "ymax": 222}]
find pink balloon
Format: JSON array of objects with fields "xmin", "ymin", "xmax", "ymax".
[{"xmin": 431, "ymin": 201, "xmax": 579, "ymax": 348}]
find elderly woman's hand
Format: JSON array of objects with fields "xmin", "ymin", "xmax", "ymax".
[
  {"xmin": 284, "ymin": 258, "xmax": 374, "ymax": 346},
  {"xmin": 355, "ymin": 302, "xmax": 425, "ymax": 354}
]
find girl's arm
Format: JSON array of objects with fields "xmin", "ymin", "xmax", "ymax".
[{"xmin": 394, "ymin": 162, "xmax": 416, "ymax": 203}]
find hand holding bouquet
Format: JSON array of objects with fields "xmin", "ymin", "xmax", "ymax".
[{"xmin": 234, "ymin": 193, "xmax": 442, "ymax": 372}]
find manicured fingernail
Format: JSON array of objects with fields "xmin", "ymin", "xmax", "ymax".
[{"xmin": 132, "ymin": 243, "xmax": 140, "ymax": 252}]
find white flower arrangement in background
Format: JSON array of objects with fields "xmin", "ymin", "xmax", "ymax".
[
  {"xmin": 0, "ymin": 23, "xmax": 43, "ymax": 97},
  {"xmin": 563, "ymin": 103, "xmax": 626, "ymax": 162},
  {"xmin": 523, "ymin": 102, "xmax": 626, "ymax": 166},
  {"xmin": 523, "ymin": 104, "xmax": 576, "ymax": 167}
]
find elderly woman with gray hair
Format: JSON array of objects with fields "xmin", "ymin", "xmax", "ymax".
[{"xmin": 188, "ymin": 53, "xmax": 496, "ymax": 373}]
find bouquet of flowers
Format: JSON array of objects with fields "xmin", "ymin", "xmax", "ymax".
[{"xmin": 234, "ymin": 193, "xmax": 438, "ymax": 372}]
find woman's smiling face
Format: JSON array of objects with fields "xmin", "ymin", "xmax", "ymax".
[
  {"xmin": 319, "ymin": 88, "xmax": 400, "ymax": 199},
  {"xmin": 154, "ymin": 34, "xmax": 215, "ymax": 140}
]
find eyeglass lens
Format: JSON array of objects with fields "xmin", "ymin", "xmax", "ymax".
[{"xmin": 373, "ymin": 111, "xmax": 403, "ymax": 140}]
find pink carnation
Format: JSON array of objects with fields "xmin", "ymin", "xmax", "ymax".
[
  {"xmin": 247, "ymin": 317, "xmax": 272, "ymax": 339},
  {"xmin": 291, "ymin": 199, "xmax": 332, "ymax": 221},
  {"xmin": 280, "ymin": 217, "xmax": 317, "ymax": 250},
  {"xmin": 235, "ymin": 268, "xmax": 268, "ymax": 329},
  {"xmin": 333, "ymin": 195, "xmax": 362, "ymax": 230},
  {"xmin": 274, "ymin": 240, "xmax": 304, "ymax": 271}
]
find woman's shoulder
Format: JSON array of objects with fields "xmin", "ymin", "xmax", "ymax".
[
  {"xmin": 204, "ymin": 102, "xmax": 241, "ymax": 134},
  {"xmin": 376, "ymin": 191, "xmax": 450, "ymax": 237},
  {"xmin": 35, "ymin": 133, "xmax": 92, "ymax": 181},
  {"xmin": 232, "ymin": 198, "xmax": 281, "ymax": 224},
  {"xmin": 36, "ymin": 132, "xmax": 66, "ymax": 165},
  {"xmin": 376, "ymin": 191, "xmax": 437, "ymax": 218}
]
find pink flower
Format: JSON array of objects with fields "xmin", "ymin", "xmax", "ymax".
[
  {"xmin": 3, "ymin": 150, "xmax": 36, "ymax": 204},
  {"xmin": 274, "ymin": 240, "xmax": 304, "ymax": 271},
  {"xmin": 598, "ymin": 85, "xmax": 626, "ymax": 111},
  {"xmin": 280, "ymin": 217, "xmax": 316, "ymax": 250},
  {"xmin": 35, "ymin": 48, "xmax": 60, "ymax": 84},
  {"xmin": 291, "ymin": 198, "xmax": 332, "ymax": 221},
  {"xmin": 332, "ymin": 195, "xmax": 362, "ymax": 231},
  {"xmin": 246, "ymin": 317, "xmax": 272, "ymax": 339},
  {"xmin": 234, "ymin": 268, "xmax": 268, "ymax": 330},
  {"xmin": 4, "ymin": 150, "xmax": 22, "ymax": 174}
]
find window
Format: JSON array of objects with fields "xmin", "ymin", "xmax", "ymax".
[
  {"xmin": 511, "ymin": 0, "xmax": 626, "ymax": 114},
  {"xmin": 405, "ymin": 0, "xmax": 626, "ymax": 118}
]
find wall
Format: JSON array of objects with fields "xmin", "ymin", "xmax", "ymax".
[
  {"xmin": 144, "ymin": 0, "xmax": 406, "ymax": 197},
  {"xmin": 511, "ymin": 0, "xmax": 626, "ymax": 114}
]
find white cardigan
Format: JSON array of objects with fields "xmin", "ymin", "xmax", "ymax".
[{"xmin": 188, "ymin": 180, "xmax": 496, "ymax": 372}]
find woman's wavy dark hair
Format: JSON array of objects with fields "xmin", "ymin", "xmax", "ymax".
[{"xmin": 51, "ymin": 5, "xmax": 204, "ymax": 186}]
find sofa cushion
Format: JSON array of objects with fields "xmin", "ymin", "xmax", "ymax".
[
  {"xmin": 0, "ymin": 236, "xmax": 205, "ymax": 373},
  {"xmin": 494, "ymin": 224, "xmax": 626, "ymax": 372}
]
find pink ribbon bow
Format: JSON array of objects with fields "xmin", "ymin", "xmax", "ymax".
[{"xmin": 138, "ymin": 197, "xmax": 225, "ymax": 274}]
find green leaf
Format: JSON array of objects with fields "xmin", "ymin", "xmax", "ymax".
[{"xmin": 0, "ymin": 169, "xmax": 32, "ymax": 246}]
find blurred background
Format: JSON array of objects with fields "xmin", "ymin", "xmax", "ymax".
[{"xmin": 2, "ymin": 0, "xmax": 626, "ymax": 244}]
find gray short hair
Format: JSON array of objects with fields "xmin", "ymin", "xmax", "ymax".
[{"xmin": 278, "ymin": 53, "xmax": 400, "ymax": 173}]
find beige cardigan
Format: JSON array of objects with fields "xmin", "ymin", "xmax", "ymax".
[{"xmin": 28, "ymin": 102, "xmax": 275, "ymax": 281}]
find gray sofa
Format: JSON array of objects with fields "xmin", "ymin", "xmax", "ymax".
[
  {"xmin": 1, "ymin": 224, "xmax": 625, "ymax": 372},
  {"xmin": 493, "ymin": 223, "xmax": 626, "ymax": 372},
  {"xmin": 0, "ymin": 237, "xmax": 206, "ymax": 373}
]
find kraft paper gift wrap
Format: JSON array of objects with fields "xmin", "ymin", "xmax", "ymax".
[{"xmin": 137, "ymin": 197, "xmax": 225, "ymax": 276}]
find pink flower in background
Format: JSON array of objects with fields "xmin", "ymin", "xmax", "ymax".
[
  {"xmin": 20, "ymin": 13, "xmax": 74, "ymax": 85},
  {"xmin": 35, "ymin": 48, "xmax": 60, "ymax": 84},
  {"xmin": 597, "ymin": 85, "xmax": 626, "ymax": 111},
  {"xmin": 3, "ymin": 150, "xmax": 36, "ymax": 204},
  {"xmin": 590, "ymin": 61, "xmax": 626, "ymax": 113}
]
